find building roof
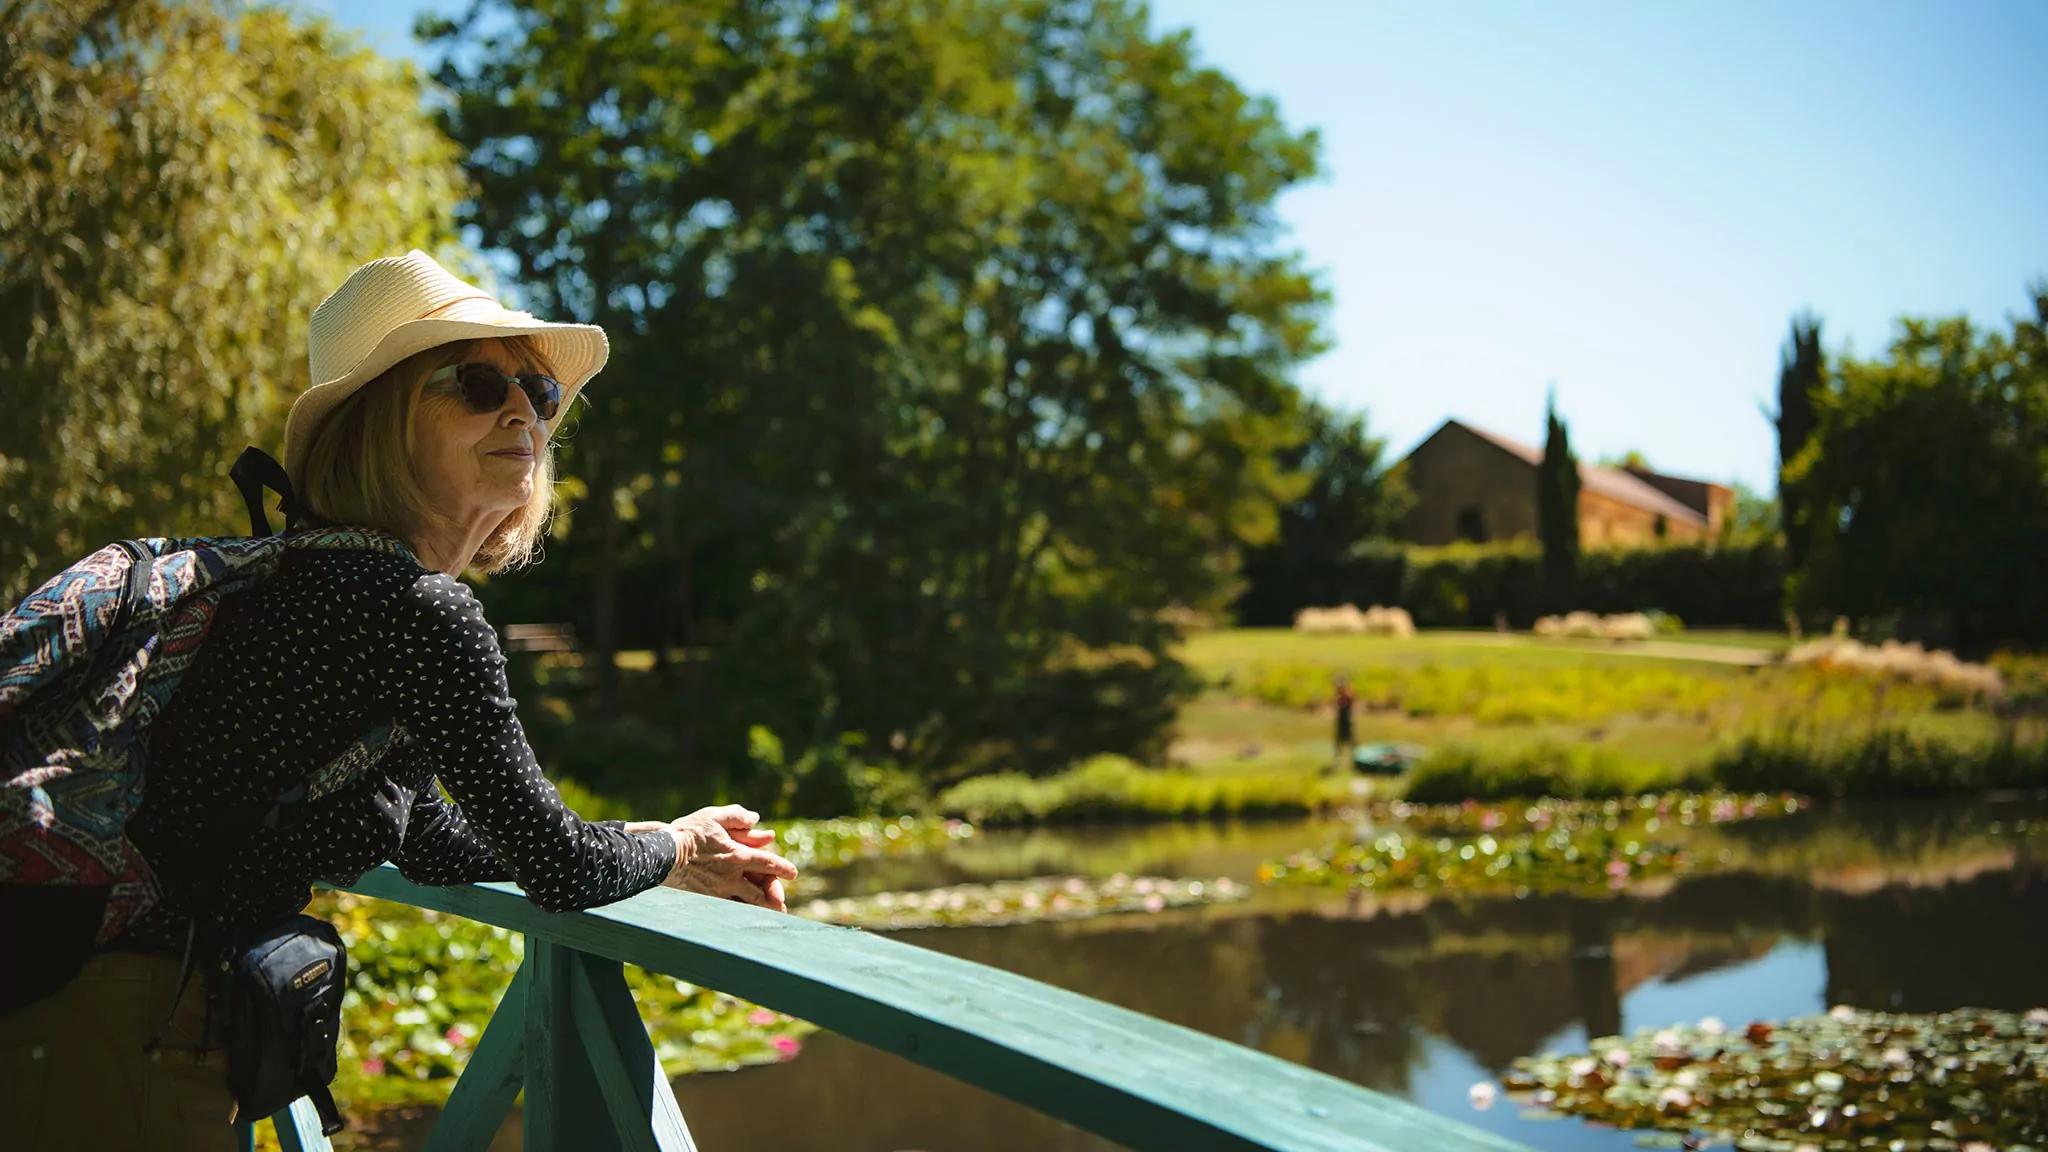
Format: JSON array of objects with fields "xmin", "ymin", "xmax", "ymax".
[{"xmin": 1441, "ymin": 420, "xmax": 1709, "ymax": 529}]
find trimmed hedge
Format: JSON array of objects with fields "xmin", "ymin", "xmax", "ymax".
[{"xmin": 1238, "ymin": 542, "xmax": 1786, "ymax": 629}]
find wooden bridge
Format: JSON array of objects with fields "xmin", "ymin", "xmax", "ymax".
[{"xmin": 243, "ymin": 864, "xmax": 1535, "ymax": 1152}]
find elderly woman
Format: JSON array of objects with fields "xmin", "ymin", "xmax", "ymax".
[{"xmin": 0, "ymin": 251, "xmax": 797, "ymax": 1148}]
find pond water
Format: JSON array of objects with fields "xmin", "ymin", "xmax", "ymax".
[{"xmin": 386, "ymin": 798, "xmax": 2048, "ymax": 1151}]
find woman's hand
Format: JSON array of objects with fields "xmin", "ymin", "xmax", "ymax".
[{"xmin": 631, "ymin": 805, "xmax": 798, "ymax": 911}]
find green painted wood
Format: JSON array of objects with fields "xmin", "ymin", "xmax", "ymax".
[
  {"xmin": 524, "ymin": 939, "xmax": 620, "ymax": 1151},
  {"xmin": 272, "ymin": 1096, "xmax": 334, "ymax": 1152},
  {"xmin": 565, "ymin": 953, "xmax": 696, "ymax": 1152},
  {"xmin": 344, "ymin": 866, "xmax": 1532, "ymax": 1152},
  {"xmin": 421, "ymin": 961, "xmax": 531, "ymax": 1152}
]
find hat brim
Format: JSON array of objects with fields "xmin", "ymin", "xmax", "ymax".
[{"xmin": 284, "ymin": 316, "xmax": 608, "ymax": 480}]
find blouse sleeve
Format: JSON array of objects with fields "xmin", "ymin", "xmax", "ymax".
[
  {"xmin": 382, "ymin": 572, "xmax": 675, "ymax": 912},
  {"xmin": 392, "ymin": 784, "xmax": 511, "ymax": 886}
]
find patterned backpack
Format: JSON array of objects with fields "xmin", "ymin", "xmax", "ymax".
[{"xmin": 0, "ymin": 449, "xmax": 416, "ymax": 1008}]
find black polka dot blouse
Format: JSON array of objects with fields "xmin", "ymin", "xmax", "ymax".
[{"xmin": 116, "ymin": 547, "xmax": 676, "ymax": 953}]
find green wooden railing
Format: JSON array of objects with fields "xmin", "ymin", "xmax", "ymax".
[{"xmin": 244, "ymin": 864, "xmax": 1535, "ymax": 1152}]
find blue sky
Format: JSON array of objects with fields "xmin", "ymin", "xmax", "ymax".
[{"xmin": 309, "ymin": 0, "xmax": 2048, "ymax": 490}]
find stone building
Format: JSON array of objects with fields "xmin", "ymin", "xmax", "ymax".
[{"xmin": 1398, "ymin": 419, "xmax": 1730, "ymax": 547}]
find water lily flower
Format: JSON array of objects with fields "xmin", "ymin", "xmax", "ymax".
[
  {"xmin": 1653, "ymin": 1028, "xmax": 1684, "ymax": 1055},
  {"xmin": 749, "ymin": 1009, "xmax": 778, "ymax": 1026},
  {"xmin": 1568, "ymin": 1057, "xmax": 1598, "ymax": 1079},
  {"xmin": 1603, "ymin": 1047, "xmax": 1631, "ymax": 1068},
  {"xmin": 772, "ymin": 1036, "xmax": 801, "ymax": 1060},
  {"xmin": 1658, "ymin": 1086, "xmax": 1694, "ymax": 1110},
  {"xmin": 1696, "ymin": 1016, "xmax": 1725, "ymax": 1035},
  {"xmin": 1468, "ymin": 1082, "xmax": 1497, "ymax": 1110}
]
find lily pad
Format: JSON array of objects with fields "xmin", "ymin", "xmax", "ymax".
[
  {"xmin": 1501, "ymin": 1006, "xmax": 2048, "ymax": 1150},
  {"xmin": 1263, "ymin": 791, "xmax": 1808, "ymax": 898},
  {"xmin": 798, "ymin": 874, "xmax": 1248, "ymax": 930}
]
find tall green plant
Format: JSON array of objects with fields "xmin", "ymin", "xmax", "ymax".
[
  {"xmin": 0, "ymin": 0, "xmax": 466, "ymax": 600},
  {"xmin": 1773, "ymin": 313, "xmax": 1824, "ymax": 575},
  {"xmin": 1536, "ymin": 390, "xmax": 1581, "ymax": 611}
]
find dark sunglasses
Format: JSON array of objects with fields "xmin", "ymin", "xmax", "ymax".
[{"xmin": 426, "ymin": 362, "xmax": 562, "ymax": 421}]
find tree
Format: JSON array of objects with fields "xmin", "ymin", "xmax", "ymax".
[
  {"xmin": 1773, "ymin": 313, "xmax": 1824, "ymax": 575},
  {"xmin": 1537, "ymin": 389, "xmax": 1580, "ymax": 610},
  {"xmin": 428, "ymin": 0, "xmax": 1327, "ymax": 789},
  {"xmin": 1788, "ymin": 289, "xmax": 2048, "ymax": 652},
  {"xmin": 1718, "ymin": 482, "xmax": 1781, "ymax": 547},
  {"xmin": 0, "ymin": 0, "xmax": 466, "ymax": 602},
  {"xmin": 1234, "ymin": 401, "xmax": 1413, "ymax": 625}
]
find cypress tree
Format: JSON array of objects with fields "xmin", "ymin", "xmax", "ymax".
[
  {"xmin": 1538, "ymin": 389, "xmax": 1581, "ymax": 610},
  {"xmin": 1776, "ymin": 313, "xmax": 1824, "ymax": 572}
]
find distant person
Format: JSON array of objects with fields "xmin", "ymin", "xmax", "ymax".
[
  {"xmin": 1333, "ymin": 674, "xmax": 1357, "ymax": 763},
  {"xmin": 0, "ymin": 252, "xmax": 799, "ymax": 1147}
]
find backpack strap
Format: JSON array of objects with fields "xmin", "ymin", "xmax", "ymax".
[{"xmin": 230, "ymin": 448, "xmax": 301, "ymax": 539}]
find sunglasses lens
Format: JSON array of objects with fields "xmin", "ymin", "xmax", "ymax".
[
  {"xmin": 453, "ymin": 364, "xmax": 511, "ymax": 412},
  {"xmin": 524, "ymin": 376, "xmax": 562, "ymax": 421},
  {"xmin": 453, "ymin": 365, "xmax": 561, "ymax": 421}
]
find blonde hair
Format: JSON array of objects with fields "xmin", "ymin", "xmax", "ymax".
[{"xmin": 295, "ymin": 336, "xmax": 560, "ymax": 574}]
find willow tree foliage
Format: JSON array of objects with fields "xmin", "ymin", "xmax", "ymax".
[
  {"xmin": 428, "ymin": 0, "xmax": 1328, "ymax": 786},
  {"xmin": 0, "ymin": 0, "xmax": 466, "ymax": 600}
]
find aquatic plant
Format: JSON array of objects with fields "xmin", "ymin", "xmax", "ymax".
[
  {"xmin": 1373, "ymin": 792, "xmax": 1808, "ymax": 836},
  {"xmin": 798, "ymin": 873, "xmax": 1248, "ymax": 930},
  {"xmin": 319, "ymin": 891, "xmax": 816, "ymax": 1113},
  {"xmin": 1262, "ymin": 792, "xmax": 1807, "ymax": 896},
  {"xmin": 1501, "ymin": 1006, "xmax": 2048, "ymax": 1150},
  {"xmin": 768, "ymin": 814, "xmax": 975, "ymax": 873}
]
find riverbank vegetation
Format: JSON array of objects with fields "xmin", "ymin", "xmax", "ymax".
[{"xmin": 1175, "ymin": 629, "xmax": 2046, "ymax": 809}]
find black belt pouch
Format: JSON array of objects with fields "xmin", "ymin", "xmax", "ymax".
[{"xmin": 221, "ymin": 913, "xmax": 348, "ymax": 1135}]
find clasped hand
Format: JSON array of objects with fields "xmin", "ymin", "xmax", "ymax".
[{"xmin": 625, "ymin": 805, "xmax": 799, "ymax": 911}]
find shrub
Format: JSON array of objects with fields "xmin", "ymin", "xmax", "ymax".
[
  {"xmin": 935, "ymin": 756, "xmax": 1337, "ymax": 826},
  {"xmin": 1785, "ymin": 637, "xmax": 2005, "ymax": 703},
  {"xmin": 1401, "ymin": 742, "xmax": 1700, "ymax": 802},
  {"xmin": 1533, "ymin": 611, "xmax": 1656, "ymax": 641},
  {"xmin": 1238, "ymin": 541, "xmax": 1785, "ymax": 630},
  {"xmin": 1293, "ymin": 604, "xmax": 1416, "ymax": 636},
  {"xmin": 1709, "ymin": 730, "xmax": 2048, "ymax": 798}
]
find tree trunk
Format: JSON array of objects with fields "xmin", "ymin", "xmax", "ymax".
[
  {"xmin": 675, "ymin": 543, "xmax": 702, "ymax": 778},
  {"xmin": 589, "ymin": 463, "xmax": 622, "ymax": 716}
]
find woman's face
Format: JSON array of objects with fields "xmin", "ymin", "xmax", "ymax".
[{"xmin": 413, "ymin": 338, "xmax": 543, "ymax": 528}]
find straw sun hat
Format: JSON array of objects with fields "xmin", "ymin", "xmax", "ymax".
[{"xmin": 283, "ymin": 250, "xmax": 609, "ymax": 478}]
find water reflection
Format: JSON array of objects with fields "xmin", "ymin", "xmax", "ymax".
[{"xmin": 375, "ymin": 798, "xmax": 2048, "ymax": 1151}]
